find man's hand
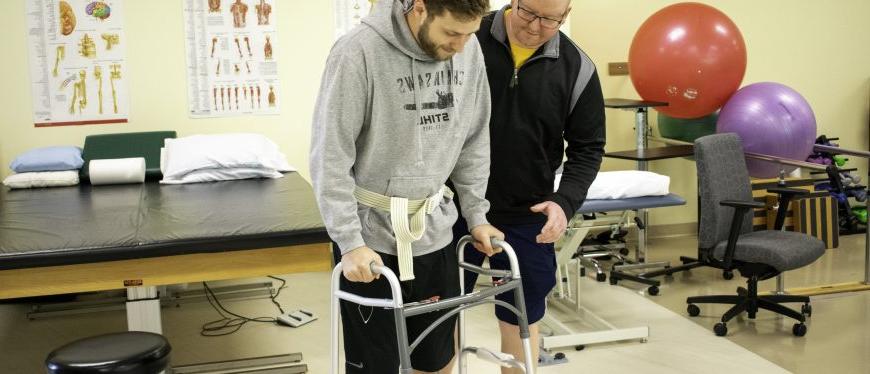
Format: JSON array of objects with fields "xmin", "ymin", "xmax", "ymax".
[
  {"xmin": 341, "ymin": 246, "xmax": 384, "ymax": 283},
  {"xmin": 530, "ymin": 201, "xmax": 568, "ymax": 243},
  {"xmin": 470, "ymin": 224, "xmax": 505, "ymax": 257}
]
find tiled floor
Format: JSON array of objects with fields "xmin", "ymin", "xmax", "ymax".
[{"xmin": 1, "ymin": 232, "xmax": 868, "ymax": 373}]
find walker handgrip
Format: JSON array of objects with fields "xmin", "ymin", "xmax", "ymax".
[
  {"xmin": 456, "ymin": 235, "xmax": 522, "ymax": 279},
  {"xmin": 370, "ymin": 262, "xmax": 389, "ymax": 276},
  {"xmin": 490, "ymin": 237, "xmax": 509, "ymax": 250},
  {"xmin": 364, "ymin": 263, "xmax": 403, "ymax": 306}
]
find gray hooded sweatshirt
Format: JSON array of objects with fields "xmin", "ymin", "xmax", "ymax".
[{"xmin": 310, "ymin": 0, "xmax": 492, "ymax": 257}]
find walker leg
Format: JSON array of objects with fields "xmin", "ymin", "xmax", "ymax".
[
  {"xmin": 395, "ymin": 308, "xmax": 413, "ymax": 373},
  {"xmin": 330, "ymin": 269, "xmax": 342, "ymax": 374}
]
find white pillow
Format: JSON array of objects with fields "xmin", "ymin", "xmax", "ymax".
[
  {"xmin": 3, "ymin": 170, "xmax": 80, "ymax": 189},
  {"xmin": 161, "ymin": 133, "xmax": 294, "ymax": 180},
  {"xmin": 586, "ymin": 171, "xmax": 670, "ymax": 199},
  {"xmin": 160, "ymin": 167, "xmax": 284, "ymax": 184}
]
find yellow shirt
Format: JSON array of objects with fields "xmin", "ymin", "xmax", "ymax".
[{"xmin": 505, "ymin": 9, "xmax": 538, "ymax": 69}]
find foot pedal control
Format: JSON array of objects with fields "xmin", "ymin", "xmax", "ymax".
[{"xmin": 276, "ymin": 309, "xmax": 317, "ymax": 327}]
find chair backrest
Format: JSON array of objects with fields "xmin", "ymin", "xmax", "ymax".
[{"xmin": 695, "ymin": 133, "xmax": 754, "ymax": 249}]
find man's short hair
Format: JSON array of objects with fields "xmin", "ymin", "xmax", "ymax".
[{"xmin": 424, "ymin": 0, "xmax": 490, "ymax": 21}]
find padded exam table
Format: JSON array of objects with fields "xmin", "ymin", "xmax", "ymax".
[{"xmin": 0, "ymin": 173, "xmax": 330, "ymax": 372}]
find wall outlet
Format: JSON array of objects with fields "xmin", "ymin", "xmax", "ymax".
[{"xmin": 608, "ymin": 62, "xmax": 630, "ymax": 76}]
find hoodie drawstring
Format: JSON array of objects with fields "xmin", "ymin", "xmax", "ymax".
[{"xmin": 411, "ymin": 58, "xmax": 424, "ymax": 166}]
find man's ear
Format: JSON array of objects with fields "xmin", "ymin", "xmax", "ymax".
[{"xmin": 413, "ymin": 0, "xmax": 427, "ymax": 14}]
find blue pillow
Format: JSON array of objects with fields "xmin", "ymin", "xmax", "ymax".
[{"xmin": 10, "ymin": 146, "xmax": 84, "ymax": 173}]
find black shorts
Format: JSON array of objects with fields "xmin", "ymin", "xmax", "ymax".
[{"xmin": 333, "ymin": 243, "xmax": 460, "ymax": 373}]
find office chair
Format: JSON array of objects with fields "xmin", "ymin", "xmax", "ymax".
[{"xmin": 687, "ymin": 133, "xmax": 825, "ymax": 337}]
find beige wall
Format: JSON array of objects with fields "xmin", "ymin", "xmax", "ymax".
[
  {"xmin": 571, "ymin": 0, "xmax": 870, "ymax": 225},
  {"xmin": 1, "ymin": 1, "xmax": 869, "ymax": 226},
  {"xmin": 0, "ymin": 1, "xmax": 334, "ymax": 181}
]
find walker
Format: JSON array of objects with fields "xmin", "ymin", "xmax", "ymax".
[{"xmin": 330, "ymin": 235, "xmax": 535, "ymax": 373}]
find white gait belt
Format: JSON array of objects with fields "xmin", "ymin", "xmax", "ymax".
[{"xmin": 354, "ymin": 185, "xmax": 454, "ymax": 281}]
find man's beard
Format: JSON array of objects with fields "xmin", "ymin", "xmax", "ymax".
[{"xmin": 417, "ymin": 17, "xmax": 450, "ymax": 61}]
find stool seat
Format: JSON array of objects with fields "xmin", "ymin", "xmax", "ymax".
[{"xmin": 46, "ymin": 331, "xmax": 171, "ymax": 374}]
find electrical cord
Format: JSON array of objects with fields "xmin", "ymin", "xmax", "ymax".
[{"xmin": 199, "ymin": 275, "xmax": 288, "ymax": 336}]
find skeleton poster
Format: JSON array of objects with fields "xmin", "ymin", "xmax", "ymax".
[
  {"xmin": 26, "ymin": 0, "xmax": 129, "ymax": 127},
  {"xmin": 184, "ymin": 0, "xmax": 279, "ymax": 118}
]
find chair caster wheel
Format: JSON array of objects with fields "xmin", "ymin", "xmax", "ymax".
[
  {"xmin": 555, "ymin": 352, "xmax": 567, "ymax": 359},
  {"xmin": 792, "ymin": 323, "xmax": 807, "ymax": 337},
  {"xmin": 723, "ymin": 271, "xmax": 734, "ymax": 280},
  {"xmin": 609, "ymin": 277, "xmax": 618, "ymax": 285},
  {"xmin": 596, "ymin": 273, "xmax": 607, "ymax": 282},
  {"xmin": 647, "ymin": 286, "xmax": 659, "ymax": 296},
  {"xmin": 619, "ymin": 248, "xmax": 630, "ymax": 256},
  {"xmin": 574, "ymin": 345, "xmax": 585, "ymax": 351},
  {"xmin": 714, "ymin": 322, "xmax": 728, "ymax": 336},
  {"xmin": 801, "ymin": 303, "xmax": 812, "ymax": 317},
  {"xmin": 687, "ymin": 304, "xmax": 700, "ymax": 317}
]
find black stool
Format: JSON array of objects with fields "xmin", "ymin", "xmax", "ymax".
[{"xmin": 46, "ymin": 331, "xmax": 171, "ymax": 374}]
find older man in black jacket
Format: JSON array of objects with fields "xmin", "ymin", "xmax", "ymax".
[{"xmin": 454, "ymin": 0, "xmax": 605, "ymax": 371}]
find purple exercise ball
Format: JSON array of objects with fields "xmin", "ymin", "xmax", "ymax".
[{"xmin": 717, "ymin": 82, "xmax": 817, "ymax": 178}]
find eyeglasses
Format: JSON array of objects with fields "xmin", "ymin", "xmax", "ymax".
[{"xmin": 514, "ymin": 0, "xmax": 565, "ymax": 29}]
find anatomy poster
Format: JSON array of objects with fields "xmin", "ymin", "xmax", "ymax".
[
  {"xmin": 184, "ymin": 0, "xmax": 280, "ymax": 118},
  {"xmin": 26, "ymin": 0, "xmax": 129, "ymax": 127},
  {"xmin": 334, "ymin": 0, "xmax": 379, "ymax": 39}
]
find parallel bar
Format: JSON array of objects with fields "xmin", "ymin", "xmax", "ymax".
[
  {"xmin": 650, "ymin": 136, "xmax": 827, "ymax": 171},
  {"xmin": 171, "ymin": 353, "xmax": 304, "ymax": 373},
  {"xmin": 814, "ymin": 144, "xmax": 870, "ymax": 158},
  {"xmin": 768, "ymin": 282, "xmax": 870, "ymax": 296}
]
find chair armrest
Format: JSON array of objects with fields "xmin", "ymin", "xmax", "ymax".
[
  {"xmin": 718, "ymin": 199, "xmax": 762, "ymax": 270},
  {"xmin": 720, "ymin": 200, "xmax": 765, "ymax": 209},
  {"xmin": 766, "ymin": 188, "xmax": 809, "ymax": 230}
]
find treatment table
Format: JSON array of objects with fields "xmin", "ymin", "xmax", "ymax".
[
  {"xmin": 542, "ymin": 193, "xmax": 686, "ymax": 351},
  {"xmin": 0, "ymin": 173, "xmax": 331, "ymax": 373}
]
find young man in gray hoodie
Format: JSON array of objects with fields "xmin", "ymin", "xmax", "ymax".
[{"xmin": 310, "ymin": 0, "xmax": 501, "ymax": 372}]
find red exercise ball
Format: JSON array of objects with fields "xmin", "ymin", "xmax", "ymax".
[{"xmin": 629, "ymin": 3, "xmax": 746, "ymax": 119}]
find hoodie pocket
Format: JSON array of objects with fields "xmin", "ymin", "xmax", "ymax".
[{"xmin": 385, "ymin": 176, "xmax": 436, "ymax": 200}]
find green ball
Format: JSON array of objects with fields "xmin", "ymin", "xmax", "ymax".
[{"xmin": 657, "ymin": 111, "xmax": 718, "ymax": 143}]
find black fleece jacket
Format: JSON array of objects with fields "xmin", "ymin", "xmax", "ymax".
[{"xmin": 474, "ymin": 8, "xmax": 606, "ymax": 225}]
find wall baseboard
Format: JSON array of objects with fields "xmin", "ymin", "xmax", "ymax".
[{"xmin": 648, "ymin": 222, "xmax": 697, "ymax": 238}]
